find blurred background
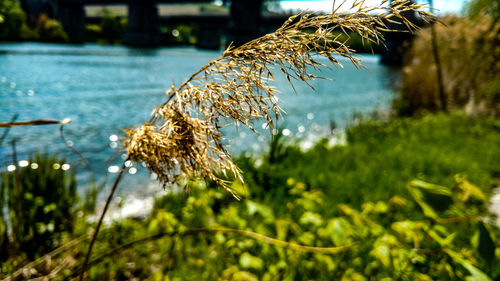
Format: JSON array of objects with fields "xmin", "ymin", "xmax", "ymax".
[
  {"xmin": 1, "ymin": 0, "xmax": 499, "ymax": 280},
  {"xmin": 0, "ymin": 0, "xmax": 422, "ymax": 192}
]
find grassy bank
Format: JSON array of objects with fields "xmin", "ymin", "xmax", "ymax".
[
  {"xmin": 75, "ymin": 113, "xmax": 500, "ymax": 280},
  {"xmin": 2, "ymin": 113, "xmax": 499, "ymax": 280},
  {"xmin": 238, "ymin": 114, "xmax": 500, "ymax": 216}
]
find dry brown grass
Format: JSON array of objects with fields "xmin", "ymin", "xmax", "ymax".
[
  {"xmin": 123, "ymin": 0, "xmax": 434, "ymax": 197},
  {"xmin": 400, "ymin": 15, "xmax": 500, "ymax": 115}
]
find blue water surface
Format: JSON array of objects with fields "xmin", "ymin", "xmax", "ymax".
[{"xmin": 0, "ymin": 42, "xmax": 400, "ymax": 192}]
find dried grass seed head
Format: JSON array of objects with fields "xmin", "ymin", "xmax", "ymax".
[{"xmin": 124, "ymin": 0, "xmax": 434, "ymax": 197}]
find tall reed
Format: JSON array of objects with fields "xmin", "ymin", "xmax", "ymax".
[
  {"xmin": 123, "ymin": 0, "xmax": 434, "ymax": 196},
  {"xmin": 80, "ymin": 1, "xmax": 434, "ymax": 279}
]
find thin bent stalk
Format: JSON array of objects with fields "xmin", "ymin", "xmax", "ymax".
[
  {"xmin": 428, "ymin": 0, "xmax": 447, "ymax": 111},
  {"xmin": 3, "ymin": 237, "xmax": 87, "ymax": 281},
  {"xmin": 72, "ymin": 228, "xmax": 356, "ymax": 279},
  {"xmin": 0, "ymin": 119, "xmax": 70, "ymax": 128},
  {"xmin": 0, "ymin": 114, "xmax": 18, "ymax": 146},
  {"xmin": 78, "ymin": 161, "xmax": 127, "ymax": 281}
]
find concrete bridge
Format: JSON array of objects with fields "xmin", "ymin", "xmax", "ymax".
[
  {"xmin": 84, "ymin": 11, "xmax": 293, "ymax": 48},
  {"xmin": 21, "ymin": 0, "xmax": 224, "ymax": 46},
  {"xmin": 20, "ymin": 0, "xmax": 262, "ymax": 47},
  {"xmin": 20, "ymin": 0, "xmax": 425, "ymax": 64}
]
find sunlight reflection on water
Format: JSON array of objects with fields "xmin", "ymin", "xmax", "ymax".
[{"xmin": 0, "ymin": 43, "xmax": 401, "ymax": 193}]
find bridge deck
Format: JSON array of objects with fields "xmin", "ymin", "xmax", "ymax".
[
  {"xmin": 63, "ymin": 0, "xmax": 212, "ymax": 5},
  {"xmin": 86, "ymin": 13, "xmax": 294, "ymax": 25}
]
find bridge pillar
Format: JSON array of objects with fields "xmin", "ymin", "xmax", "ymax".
[
  {"xmin": 57, "ymin": 1, "xmax": 85, "ymax": 43},
  {"xmin": 124, "ymin": 1, "xmax": 162, "ymax": 47},
  {"xmin": 380, "ymin": 1, "xmax": 427, "ymax": 65},
  {"xmin": 226, "ymin": 0, "xmax": 264, "ymax": 48},
  {"xmin": 197, "ymin": 21, "xmax": 222, "ymax": 50}
]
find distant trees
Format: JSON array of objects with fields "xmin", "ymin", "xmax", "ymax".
[
  {"xmin": 0, "ymin": 0, "xmax": 26, "ymax": 40},
  {"xmin": 464, "ymin": 0, "xmax": 500, "ymax": 20},
  {"xmin": 396, "ymin": 0, "xmax": 500, "ymax": 115},
  {"xmin": 0, "ymin": 0, "xmax": 68, "ymax": 42}
]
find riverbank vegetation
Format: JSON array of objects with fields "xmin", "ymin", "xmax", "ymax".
[
  {"xmin": 0, "ymin": 154, "xmax": 77, "ymax": 261},
  {"xmin": 85, "ymin": 9, "xmax": 127, "ymax": 45},
  {"xmin": 396, "ymin": 0, "xmax": 500, "ymax": 115},
  {"xmin": 1, "ymin": 0, "xmax": 500, "ymax": 279},
  {"xmin": 0, "ymin": 0, "xmax": 67, "ymax": 42},
  {"xmin": 1, "ymin": 114, "xmax": 499, "ymax": 280}
]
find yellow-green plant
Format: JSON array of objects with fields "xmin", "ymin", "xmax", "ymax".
[
  {"xmin": 0, "ymin": 154, "xmax": 76, "ymax": 260},
  {"xmin": 13, "ymin": 175, "xmax": 498, "ymax": 280}
]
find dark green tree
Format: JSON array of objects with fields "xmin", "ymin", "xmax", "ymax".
[
  {"xmin": 464, "ymin": 0, "xmax": 500, "ymax": 20},
  {"xmin": 0, "ymin": 0, "xmax": 26, "ymax": 40}
]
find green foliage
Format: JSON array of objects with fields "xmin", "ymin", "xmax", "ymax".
[
  {"xmin": 72, "ymin": 175, "xmax": 498, "ymax": 280},
  {"xmin": 99, "ymin": 10, "xmax": 126, "ymax": 43},
  {"xmin": 0, "ymin": 1, "xmax": 68, "ymax": 42},
  {"xmin": 331, "ymin": 31, "xmax": 383, "ymax": 54},
  {"xmin": 85, "ymin": 9, "xmax": 127, "ymax": 44},
  {"xmin": 0, "ymin": 153, "xmax": 77, "ymax": 260},
  {"xmin": 476, "ymin": 79, "xmax": 500, "ymax": 114},
  {"xmin": 162, "ymin": 24, "xmax": 198, "ymax": 46},
  {"xmin": 464, "ymin": 0, "xmax": 500, "ymax": 20},
  {"xmin": 32, "ymin": 14, "xmax": 68, "ymax": 43},
  {"xmin": 0, "ymin": 0, "xmax": 26, "ymax": 40},
  {"xmin": 238, "ymin": 114, "xmax": 500, "ymax": 214}
]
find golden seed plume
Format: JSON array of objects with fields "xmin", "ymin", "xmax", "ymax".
[{"xmin": 123, "ymin": 0, "xmax": 434, "ymax": 197}]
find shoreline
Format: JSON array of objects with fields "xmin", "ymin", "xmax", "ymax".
[{"xmin": 95, "ymin": 129, "xmax": 500, "ymax": 228}]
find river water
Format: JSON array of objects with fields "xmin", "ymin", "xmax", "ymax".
[{"xmin": 0, "ymin": 42, "xmax": 401, "ymax": 193}]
